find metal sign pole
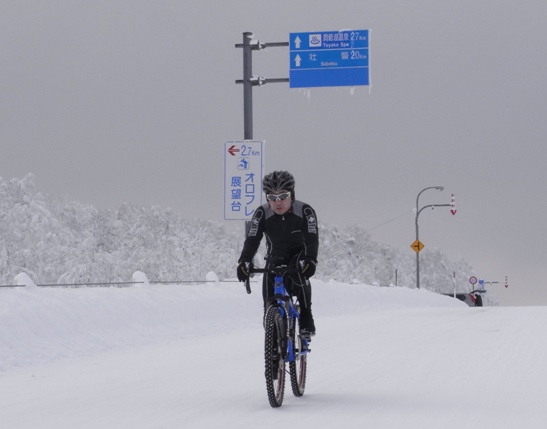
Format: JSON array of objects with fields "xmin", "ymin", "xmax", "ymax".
[
  {"xmin": 235, "ymin": 32, "xmax": 289, "ymax": 237},
  {"xmin": 236, "ymin": 32, "xmax": 289, "ymax": 141},
  {"xmin": 242, "ymin": 32, "xmax": 253, "ymax": 140}
]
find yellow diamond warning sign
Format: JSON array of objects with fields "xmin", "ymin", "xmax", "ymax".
[{"xmin": 411, "ymin": 240, "xmax": 424, "ymax": 253}]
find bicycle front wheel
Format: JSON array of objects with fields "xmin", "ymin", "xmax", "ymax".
[
  {"xmin": 264, "ymin": 305, "xmax": 286, "ymax": 408},
  {"xmin": 290, "ymin": 311, "xmax": 307, "ymax": 397}
]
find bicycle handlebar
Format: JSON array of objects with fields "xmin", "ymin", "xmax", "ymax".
[
  {"xmin": 244, "ymin": 275, "xmax": 252, "ymax": 294},
  {"xmin": 243, "ymin": 263, "xmax": 302, "ymax": 295}
]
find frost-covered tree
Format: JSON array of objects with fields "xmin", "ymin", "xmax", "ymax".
[{"xmin": 0, "ymin": 175, "xmax": 493, "ymax": 303}]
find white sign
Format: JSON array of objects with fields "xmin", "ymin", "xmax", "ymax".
[{"xmin": 224, "ymin": 140, "xmax": 265, "ymax": 220}]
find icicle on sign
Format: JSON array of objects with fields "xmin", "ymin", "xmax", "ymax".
[{"xmin": 224, "ymin": 140, "xmax": 265, "ymax": 220}]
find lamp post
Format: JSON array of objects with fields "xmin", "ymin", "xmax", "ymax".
[{"xmin": 415, "ymin": 186, "xmax": 445, "ymax": 289}]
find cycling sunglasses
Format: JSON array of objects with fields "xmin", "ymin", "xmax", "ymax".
[{"xmin": 266, "ymin": 191, "xmax": 291, "ymax": 202}]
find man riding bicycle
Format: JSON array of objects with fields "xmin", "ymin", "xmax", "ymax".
[{"xmin": 237, "ymin": 171, "xmax": 319, "ymax": 337}]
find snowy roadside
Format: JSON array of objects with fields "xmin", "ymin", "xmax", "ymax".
[{"xmin": 0, "ymin": 279, "xmax": 462, "ymax": 373}]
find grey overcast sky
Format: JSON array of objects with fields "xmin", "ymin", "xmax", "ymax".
[{"xmin": 2, "ymin": 1, "xmax": 546, "ymax": 305}]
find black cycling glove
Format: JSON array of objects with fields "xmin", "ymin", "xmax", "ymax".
[
  {"xmin": 300, "ymin": 258, "xmax": 317, "ymax": 279},
  {"xmin": 237, "ymin": 261, "xmax": 252, "ymax": 282}
]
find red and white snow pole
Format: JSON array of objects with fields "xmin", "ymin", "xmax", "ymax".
[{"xmin": 450, "ymin": 193, "xmax": 457, "ymax": 215}]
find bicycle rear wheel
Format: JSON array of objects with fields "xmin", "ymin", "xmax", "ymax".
[
  {"xmin": 290, "ymin": 310, "xmax": 307, "ymax": 397},
  {"xmin": 264, "ymin": 305, "xmax": 286, "ymax": 408}
]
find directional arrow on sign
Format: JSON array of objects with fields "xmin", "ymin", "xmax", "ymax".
[
  {"xmin": 227, "ymin": 145, "xmax": 240, "ymax": 156},
  {"xmin": 294, "ymin": 55, "xmax": 302, "ymax": 67},
  {"xmin": 293, "ymin": 36, "xmax": 301, "ymax": 49}
]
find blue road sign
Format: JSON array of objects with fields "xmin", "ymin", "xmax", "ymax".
[{"xmin": 289, "ymin": 30, "xmax": 370, "ymax": 88}]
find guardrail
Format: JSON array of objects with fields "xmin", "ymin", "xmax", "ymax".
[{"xmin": 0, "ymin": 279, "xmax": 231, "ymax": 288}]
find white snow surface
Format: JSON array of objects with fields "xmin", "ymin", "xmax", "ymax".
[{"xmin": 1, "ymin": 278, "xmax": 546, "ymax": 428}]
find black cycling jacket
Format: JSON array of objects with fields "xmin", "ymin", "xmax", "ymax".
[{"xmin": 238, "ymin": 200, "xmax": 319, "ymax": 265}]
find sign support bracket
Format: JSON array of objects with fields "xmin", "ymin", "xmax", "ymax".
[{"xmin": 235, "ymin": 32, "xmax": 289, "ymax": 140}]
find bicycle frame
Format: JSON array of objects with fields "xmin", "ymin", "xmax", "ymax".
[
  {"xmin": 244, "ymin": 262, "xmax": 310, "ymax": 406},
  {"xmin": 246, "ymin": 265, "xmax": 309, "ymax": 362}
]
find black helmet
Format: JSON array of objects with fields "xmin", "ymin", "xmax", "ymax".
[{"xmin": 262, "ymin": 171, "xmax": 295, "ymax": 194}]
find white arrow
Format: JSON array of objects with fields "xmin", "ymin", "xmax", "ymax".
[
  {"xmin": 294, "ymin": 54, "xmax": 302, "ymax": 67},
  {"xmin": 294, "ymin": 36, "xmax": 301, "ymax": 49}
]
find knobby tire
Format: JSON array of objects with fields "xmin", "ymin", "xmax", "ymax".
[
  {"xmin": 289, "ymin": 309, "xmax": 307, "ymax": 397},
  {"xmin": 264, "ymin": 306, "xmax": 285, "ymax": 408}
]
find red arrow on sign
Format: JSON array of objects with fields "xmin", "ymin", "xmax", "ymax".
[{"xmin": 228, "ymin": 145, "xmax": 240, "ymax": 156}]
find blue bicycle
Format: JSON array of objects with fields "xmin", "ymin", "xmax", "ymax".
[{"xmin": 244, "ymin": 262, "xmax": 310, "ymax": 408}]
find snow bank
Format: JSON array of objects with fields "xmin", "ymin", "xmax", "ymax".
[{"xmin": 0, "ymin": 279, "xmax": 462, "ymax": 373}]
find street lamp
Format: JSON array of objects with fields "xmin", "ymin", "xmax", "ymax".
[{"xmin": 415, "ymin": 186, "xmax": 446, "ymax": 289}]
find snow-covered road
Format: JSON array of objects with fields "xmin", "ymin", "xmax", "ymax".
[{"xmin": 1, "ymin": 280, "xmax": 545, "ymax": 428}]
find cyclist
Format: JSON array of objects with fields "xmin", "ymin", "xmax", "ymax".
[{"xmin": 237, "ymin": 171, "xmax": 319, "ymax": 337}]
